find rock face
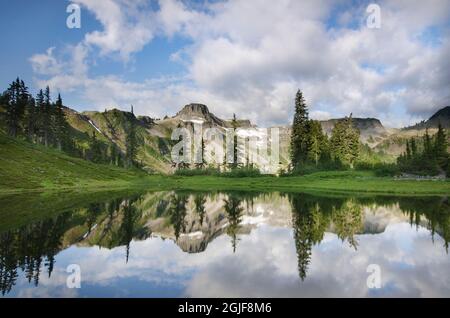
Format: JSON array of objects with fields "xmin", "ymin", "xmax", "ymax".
[
  {"xmin": 321, "ymin": 117, "xmax": 384, "ymax": 133},
  {"xmin": 175, "ymin": 103, "xmax": 226, "ymax": 127}
]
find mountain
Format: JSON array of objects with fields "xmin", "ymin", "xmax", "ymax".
[
  {"xmin": 319, "ymin": 117, "xmax": 390, "ymax": 146},
  {"xmin": 63, "ymin": 107, "xmax": 173, "ymax": 173},
  {"xmin": 174, "ymin": 103, "xmax": 227, "ymax": 127},
  {"xmin": 373, "ymin": 106, "xmax": 450, "ymax": 156},
  {"xmin": 404, "ymin": 106, "xmax": 450, "ymax": 130},
  {"xmin": 2, "ymin": 99, "xmax": 448, "ymax": 173}
]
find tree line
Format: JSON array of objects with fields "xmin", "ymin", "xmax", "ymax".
[
  {"xmin": 290, "ymin": 90, "xmax": 360, "ymax": 172},
  {"xmin": 397, "ymin": 124, "xmax": 449, "ymax": 176},
  {"xmin": 1, "ymin": 78, "xmax": 72, "ymax": 151},
  {"xmin": 0, "ymin": 77, "xmax": 138, "ymax": 169}
]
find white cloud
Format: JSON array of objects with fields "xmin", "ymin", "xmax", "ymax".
[
  {"xmin": 74, "ymin": 0, "xmax": 156, "ymax": 61},
  {"xmin": 28, "ymin": 0, "xmax": 450, "ymax": 127},
  {"xmin": 29, "ymin": 47, "xmax": 63, "ymax": 76}
]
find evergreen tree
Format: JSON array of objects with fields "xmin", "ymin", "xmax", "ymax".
[
  {"xmin": 410, "ymin": 137, "xmax": 417, "ymax": 156},
  {"xmin": 5, "ymin": 78, "xmax": 28, "ymax": 137},
  {"xmin": 290, "ymin": 90, "xmax": 310, "ymax": 168},
  {"xmin": 53, "ymin": 94, "xmax": 71, "ymax": 151},
  {"xmin": 125, "ymin": 107, "xmax": 138, "ymax": 168},
  {"xmin": 434, "ymin": 122, "xmax": 448, "ymax": 169},
  {"xmin": 423, "ymin": 129, "xmax": 433, "ymax": 159},
  {"xmin": 34, "ymin": 90, "xmax": 45, "ymax": 144},
  {"xmin": 89, "ymin": 131, "xmax": 103, "ymax": 163},
  {"xmin": 229, "ymin": 113, "xmax": 239, "ymax": 169},
  {"xmin": 42, "ymin": 86, "xmax": 52, "ymax": 147},
  {"xmin": 406, "ymin": 140, "xmax": 411, "ymax": 160},
  {"xmin": 195, "ymin": 138, "xmax": 207, "ymax": 169},
  {"xmin": 307, "ymin": 120, "xmax": 327, "ymax": 166},
  {"xmin": 24, "ymin": 97, "xmax": 36, "ymax": 142},
  {"xmin": 330, "ymin": 115, "xmax": 360, "ymax": 168}
]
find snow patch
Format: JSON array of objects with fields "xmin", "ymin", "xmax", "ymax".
[{"xmin": 88, "ymin": 120, "xmax": 102, "ymax": 134}]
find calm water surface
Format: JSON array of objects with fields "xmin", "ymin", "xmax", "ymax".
[{"xmin": 0, "ymin": 191, "xmax": 449, "ymax": 297}]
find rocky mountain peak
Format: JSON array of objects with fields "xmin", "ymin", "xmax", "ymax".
[
  {"xmin": 177, "ymin": 103, "xmax": 210, "ymax": 117},
  {"xmin": 174, "ymin": 103, "xmax": 225, "ymax": 126}
]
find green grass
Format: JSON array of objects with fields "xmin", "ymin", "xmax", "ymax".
[
  {"xmin": 0, "ymin": 133, "xmax": 150, "ymax": 194},
  {"xmin": 0, "ymin": 133, "xmax": 449, "ymax": 196},
  {"xmin": 161, "ymin": 171, "xmax": 450, "ymax": 196}
]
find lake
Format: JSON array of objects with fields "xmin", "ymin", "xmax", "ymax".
[{"xmin": 0, "ymin": 190, "xmax": 449, "ymax": 297}]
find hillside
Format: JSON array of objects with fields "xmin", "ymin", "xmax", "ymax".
[
  {"xmin": 2, "ymin": 98, "xmax": 449, "ymax": 174},
  {"xmin": 61, "ymin": 107, "xmax": 173, "ymax": 173},
  {"xmin": 0, "ymin": 132, "xmax": 148, "ymax": 193},
  {"xmin": 404, "ymin": 106, "xmax": 450, "ymax": 130},
  {"xmin": 319, "ymin": 117, "xmax": 390, "ymax": 146}
]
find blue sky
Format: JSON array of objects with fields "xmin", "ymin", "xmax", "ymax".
[{"xmin": 1, "ymin": 0, "xmax": 449, "ymax": 127}]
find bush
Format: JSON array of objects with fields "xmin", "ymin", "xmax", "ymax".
[
  {"xmin": 355, "ymin": 162, "xmax": 400, "ymax": 177},
  {"xmin": 283, "ymin": 160, "xmax": 345, "ymax": 177},
  {"xmin": 174, "ymin": 166, "xmax": 263, "ymax": 178},
  {"xmin": 174, "ymin": 167, "xmax": 220, "ymax": 176},
  {"xmin": 221, "ymin": 166, "xmax": 263, "ymax": 178}
]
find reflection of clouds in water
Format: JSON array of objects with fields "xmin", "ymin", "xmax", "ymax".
[
  {"xmin": 185, "ymin": 224, "xmax": 450, "ymax": 298},
  {"xmin": 5, "ymin": 210, "xmax": 450, "ymax": 298}
]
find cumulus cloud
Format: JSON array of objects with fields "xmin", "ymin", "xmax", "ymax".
[
  {"xmin": 73, "ymin": 0, "xmax": 157, "ymax": 61},
  {"xmin": 29, "ymin": 0, "xmax": 450, "ymax": 127}
]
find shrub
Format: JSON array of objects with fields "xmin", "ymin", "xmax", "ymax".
[
  {"xmin": 174, "ymin": 167, "xmax": 220, "ymax": 176},
  {"xmin": 221, "ymin": 166, "xmax": 263, "ymax": 178}
]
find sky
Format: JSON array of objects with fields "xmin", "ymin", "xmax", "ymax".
[{"xmin": 0, "ymin": 0, "xmax": 449, "ymax": 128}]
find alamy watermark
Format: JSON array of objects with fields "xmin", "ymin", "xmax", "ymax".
[
  {"xmin": 366, "ymin": 3, "xmax": 381, "ymax": 29},
  {"xmin": 66, "ymin": 264, "xmax": 81, "ymax": 289},
  {"xmin": 171, "ymin": 124, "xmax": 280, "ymax": 172},
  {"xmin": 366, "ymin": 264, "xmax": 382, "ymax": 289},
  {"xmin": 66, "ymin": 3, "xmax": 81, "ymax": 29}
]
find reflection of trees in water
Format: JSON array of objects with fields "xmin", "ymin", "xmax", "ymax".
[
  {"xmin": 224, "ymin": 193, "xmax": 244, "ymax": 253},
  {"xmin": 290, "ymin": 195, "xmax": 330, "ymax": 281},
  {"xmin": 290, "ymin": 194, "xmax": 449, "ymax": 281},
  {"xmin": 168, "ymin": 193, "xmax": 188, "ymax": 240},
  {"xmin": 355, "ymin": 195, "xmax": 450, "ymax": 252},
  {"xmin": 1, "ymin": 190, "xmax": 448, "ymax": 295},
  {"xmin": 194, "ymin": 193, "xmax": 207, "ymax": 226},
  {"xmin": 332, "ymin": 200, "xmax": 363, "ymax": 250},
  {"xmin": 0, "ymin": 194, "xmax": 147, "ymax": 295},
  {"xmin": 0, "ymin": 212, "xmax": 70, "ymax": 295},
  {"xmin": 397, "ymin": 196, "xmax": 450, "ymax": 252},
  {"xmin": 116, "ymin": 198, "xmax": 140, "ymax": 263},
  {"xmin": 290, "ymin": 195, "xmax": 364, "ymax": 281}
]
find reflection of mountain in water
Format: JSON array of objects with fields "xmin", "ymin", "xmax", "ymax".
[{"xmin": 0, "ymin": 191, "xmax": 449, "ymax": 295}]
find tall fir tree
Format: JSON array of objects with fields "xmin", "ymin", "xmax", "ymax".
[
  {"xmin": 229, "ymin": 113, "xmax": 239, "ymax": 168},
  {"xmin": 53, "ymin": 94, "xmax": 71, "ymax": 151},
  {"xmin": 406, "ymin": 140, "xmax": 411, "ymax": 159},
  {"xmin": 330, "ymin": 115, "xmax": 360, "ymax": 168},
  {"xmin": 410, "ymin": 137, "xmax": 417, "ymax": 156},
  {"xmin": 290, "ymin": 90, "xmax": 310, "ymax": 168},
  {"xmin": 125, "ymin": 106, "xmax": 138, "ymax": 168},
  {"xmin": 434, "ymin": 122, "xmax": 448, "ymax": 169},
  {"xmin": 35, "ymin": 89, "xmax": 45, "ymax": 145},
  {"xmin": 24, "ymin": 97, "xmax": 36, "ymax": 142},
  {"xmin": 89, "ymin": 131, "xmax": 103, "ymax": 163},
  {"xmin": 5, "ymin": 78, "xmax": 28, "ymax": 137},
  {"xmin": 307, "ymin": 120, "xmax": 327, "ymax": 166},
  {"xmin": 423, "ymin": 128, "xmax": 433, "ymax": 160},
  {"xmin": 42, "ymin": 86, "xmax": 52, "ymax": 147}
]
